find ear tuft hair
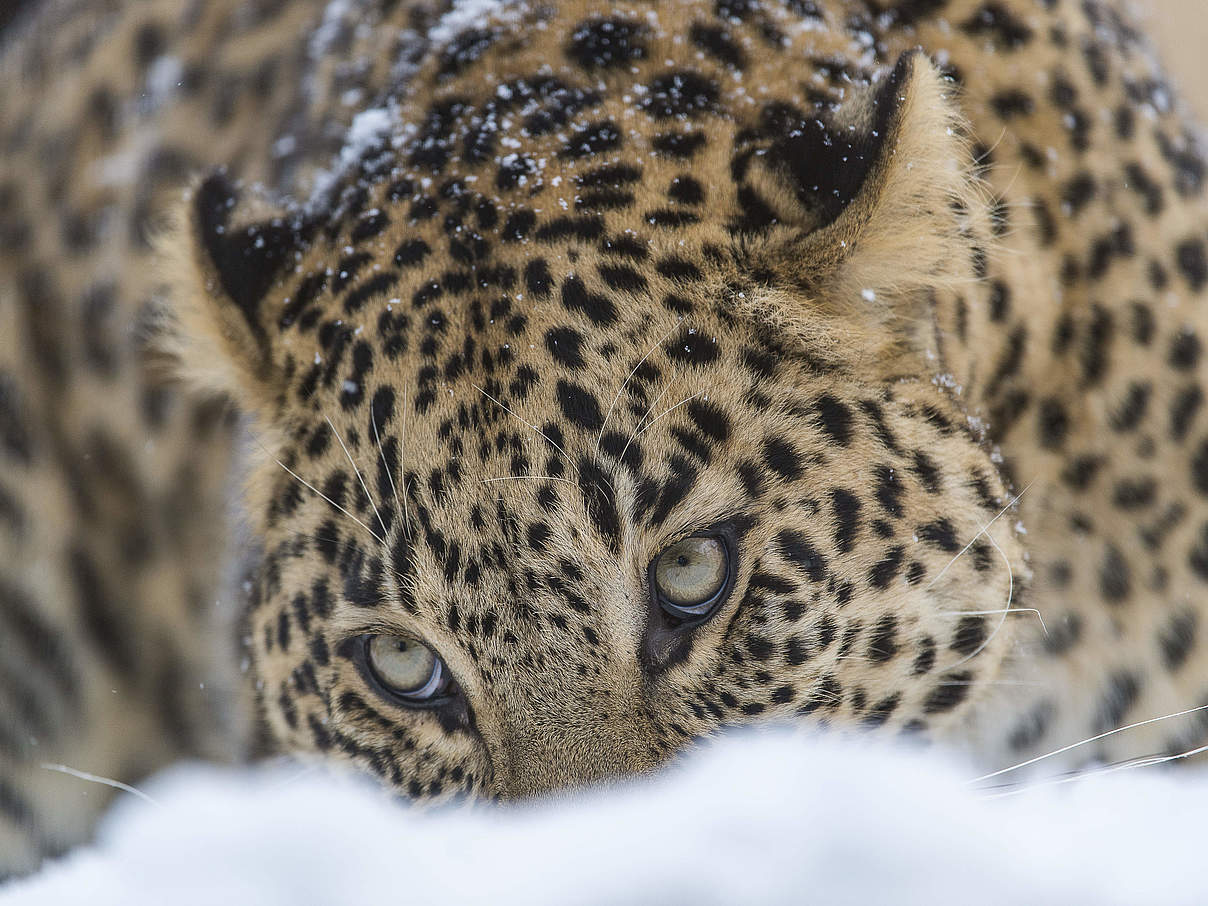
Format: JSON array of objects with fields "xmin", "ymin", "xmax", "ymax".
[
  {"xmin": 194, "ymin": 173, "xmax": 299, "ymax": 325},
  {"xmin": 735, "ymin": 52, "xmax": 991, "ymax": 366},
  {"xmin": 158, "ymin": 171, "xmax": 301, "ymax": 411}
]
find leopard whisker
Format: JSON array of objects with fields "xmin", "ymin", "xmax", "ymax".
[
  {"xmin": 617, "ymin": 367, "xmax": 678, "ymax": 468},
  {"xmin": 41, "ymin": 763, "xmax": 159, "ymax": 806},
  {"xmin": 271, "ymin": 455, "xmax": 383, "ymax": 545},
  {"xmin": 944, "ymin": 525, "xmax": 1014, "ymax": 671},
  {"xmin": 481, "ymin": 475, "xmax": 576, "ymax": 484},
  {"xmin": 475, "ymin": 385, "xmax": 579, "ymax": 475},
  {"xmin": 981, "ymin": 741, "xmax": 1208, "ymax": 799},
  {"xmin": 371, "ymin": 405, "xmax": 410, "ymax": 543},
  {"xmin": 938, "ymin": 608, "xmax": 1048, "ymax": 636},
  {"xmin": 972, "ymin": 702, "xmax": 1208, "ymax": 784},
  {"xmin": 596, "ymin": 317, "xmax": 683, "ymax": 453},
  {"xmin": 924, "ymin": 480, "xmax": 1032, "ymax": 592},
  {"xmin": 635, "ymin": 390, "xmax": 707, "ymax": 439},
  {"xmin": 326, "ymin": 415, "xmax": 388, "ymax": 541}
]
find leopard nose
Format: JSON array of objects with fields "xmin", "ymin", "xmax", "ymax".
[
  {"xmin": 480, "ymin": 704, "xmax": 661, "ymax": 800},
  {"xmin": 488, "ymin": 729, "xmax": 661, "ymax": 800}
]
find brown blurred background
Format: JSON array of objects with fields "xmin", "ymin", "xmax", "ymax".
[{"xmin": 1145, "ymin": 0, "xmax": 1208, "ymax": 121}]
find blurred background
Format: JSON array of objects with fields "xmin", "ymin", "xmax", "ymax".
[
  {"xmin": 1146, "ymin": 0, "xmax": 1208, "ymax": 121},
  {"xmin": 1, "ymin": 1, "xmax": 1205, "ymax": 120}
]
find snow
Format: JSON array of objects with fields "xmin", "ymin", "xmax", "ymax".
[
  {"xmin": 5, "ymin": 730, "xmax": 1207, "ymax": 904},
  {"xmin": 429, "ymin": 0, "xmax": 510, "ymax": 46}
]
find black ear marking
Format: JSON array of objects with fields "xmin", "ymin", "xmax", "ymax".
[
  {"xmin": 193, "ymin": 172, "xmax": 300, "ymax": 335},
  {"xmin": 737, "ymin": 51, "xmax": 918, "ymax": 232}
]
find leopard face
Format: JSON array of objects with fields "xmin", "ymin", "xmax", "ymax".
[{"xmin": 166, "ymin": 2, "xmax": 1024, "ymax": 799}]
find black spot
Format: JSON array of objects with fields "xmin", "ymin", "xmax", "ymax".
[
  {"xmin": 69, "ymin": 546, "xmax": 135, "ymax": 673},
  {"xmin": 830, "ymin": 489, "xmax": 861, "ymax": 554},
  {"xmin": 1169, "ymin": 329, "xmax": 1201, "ymax": 371},
  {"xmin": 1036, "ymin": 398, "xmax": 1069, "ymax": 449},
  {"xmin": 535, "ymin": 215, "xmax": 604, "ymax": 243},
  {"xmin": 762, "ymin": 436, "xmax": 804, "ymax": 481},
  {"xmin": 1093, "ymin": 670, "xmax": 1141, "ymax": 733},
  {"xmin": 911, "ymin": 450, "xmax": 942, "ymax": 493},
  {"xmin": 1099, "ymin": 544, "xmax": 1131, "ymax": 603},
  {"xmin": 867, "ymin": 614, "xmax": 899, "ymax": 662},
  {"xmin": 1159, "ymin": 611, "xmax": 1198, "ymax": 671},
  {"xmin": 578, "ymin": 458, "xmax": 622, "ymax": 553},
  {"xmin": 1007, "ymin": 699, "xmax": 1055, "ymax": 752},
  {"xmin": 874, "ymin": 465, "xmax": 903, "ymax": 517},
  {"xmin": 0, "ymin": 375, "xmax": 32, "ymax": 464},
  {"xmin": 1170, "ymin": 385, "xmax": 1203, "ymax": 441},
  {"xmin": 1177, "ymin": 238, "xmax": 1208, "ymax": 292},
  {"xmin": 1109, "ymin": 382, "xmax": 1150, "ymax": 432},
  {"xmin": 777, "ymin": 530, "xmax": 827, "ymax": 583},
  {"xmin": 523, "ymin": 258, "xmax": 552, "ymax": 299},
  {"xmin": 667, "ymin": 176, "xmax": 705, "ymax": 206},
  {"xmin": 990, "ymin": 89, "xmax": 1034, "ymax": 118},
  {"xmin": 960, "ymin": 2, "xmax": 1032, "ymax": 48},
  {"xmin": 1188, "ymin": 522, "xmax": 1208, "ymax": 580},
  {"xmin": 950, "ymin": 616, "xmax": 988, "ymax": 656},
  {"xmin": 814, "ymin": 395, "xmax": 853, "ymax": 446},
  {"xmin": 598, "ymin": 264, "xmax": 648, "ymax": 295},
  {"xmin": 641, "ymin": 69, "xmax": 719, "ymax": 119},
  {"xmin": 912, "ymin": 637, "xmax": 936, "ymax": 674},
  {"xmin": 868, "ymin": 547, "xmax": 904, "ymax": 589},
  {"xmin": 689, "ymin": 23, "xmax": 746, "ymax": 68},
  {"xmin": 134, "ymin": 22, "xmax": 166, "ymax": 68},
  {"xmin": 394, "ymin": 238, "xmax": 431, "ymax": 268},
  {"xmin": 560, "ymin": 120, "xmax": 622, "ymax": 158},
  {"xmin": 496, "ymin": 153, "xmax": 537, "ymax": 190},
  {"xmin": 350, "ymin": 209, "xmax": 390, "ymax": 242},
  {"xmin": 566, "ymin": 16, "xmax": 648, "ymax": 69},
  {"xmin": 1111, "ymin": 476, "xmax": 1156, "ymax": 510},
  {"xmin": 344, "ymin": 273, "xmax": 397, "ymax": 314},
  {"xmin": 664, "ymin": 327, "xmax": 719, "ymax": 366},
  {"xmin": 652, "ymin": 131, "xmax": 707, "ymax": 158},
  {"xmin": 438, "ymin": 28, "xmax": 495, "ymax": 77},
  {"xmin": 545, "ymin": 327, "xmax": 587, "ymax": 369},
  {"xmin": 557, "ymin": 380, "xmax": 603, "ymax": 431},
  {"xmin": 681, "ymin": 399, "xmax": 729, "ymax": 445},
  {"xmin": 494, "ymin": 213, "xmax": 533, "ymax": 247},
  {"xmin": 560, "ymin": 274, "xmax": 617, "ymax": 325},
  {"xmin": 917, "ymin": 518, "xmax": 960, "ymax": 552},
  {"xmin": 922, "ymin": 672, "xmax": 972, "ymax": 714}
]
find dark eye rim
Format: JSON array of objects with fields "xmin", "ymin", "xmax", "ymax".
[
  {"xmin": 353, "ymin": 633, "xmax": 459, "ymax": 710},
  {"xmin": 648, "ymin": 524, "xmax": 737, "ymax": 627}
]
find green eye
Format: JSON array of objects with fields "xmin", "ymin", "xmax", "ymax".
[
  {"xmin": 651, "ymin": 534, "xmax": 732, "ymax": 621},
  {"xmin": 364, "ymin": 634, "xmax": 450, "ymax": 704}
]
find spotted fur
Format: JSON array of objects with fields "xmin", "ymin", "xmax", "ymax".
[{"xmin": 4, "ymin": 0, "xmax": 1208, "ymax": 878}]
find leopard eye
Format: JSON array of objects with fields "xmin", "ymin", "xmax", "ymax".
[
  {"xmin": 363, "ymin": 634, "xmax": 451, "ymax": 705},
  {"xmin": 651, "ymin": 534, "xmax": 732, "ymax": 622}
]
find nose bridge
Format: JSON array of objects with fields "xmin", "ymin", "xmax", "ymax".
[{"xmin": 480, "ymin": 677, "xmax": 660, "ymax": 800}]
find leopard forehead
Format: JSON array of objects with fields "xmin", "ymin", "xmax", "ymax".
[{"xmin": 176, "ymin": 0, "xmax": 1022, "ymax": 799}]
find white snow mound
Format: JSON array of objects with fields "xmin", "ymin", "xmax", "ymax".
[{"xmin": 4, "ymin": 730, "xmax": 1204, "ymax": 905}]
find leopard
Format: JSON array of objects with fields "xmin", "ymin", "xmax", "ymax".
[{"xmin": 4, "ymin": 0, "xmax": 1208, "ymax": 879}]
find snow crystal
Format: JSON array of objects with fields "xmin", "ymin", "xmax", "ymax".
[
  {"xmin": 307, "ymin": 105, "xmax": 399, "ymax": 212},
  {"xmin": 429, "ymin": 0, "xmax": 509, "ymax": 46},
  {"xmin": 6, "ymin": 730, "xmax": 1208, "ymax": 905}
]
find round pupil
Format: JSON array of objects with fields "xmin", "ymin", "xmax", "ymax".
[
  {"xmin": 655, "ymin": 537, "xmax": 727, "ymax": 606},
  {"xmin": 367, "ymin": 635, "xmax": 437, "ymax": 694}
]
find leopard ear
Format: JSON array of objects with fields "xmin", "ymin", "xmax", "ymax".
[
  {"xmin": 162, "ymin": 172, "xmax": 302, "ymax": 410},
  {"xmin": 738, "ymin": 51, "xmax": 985, "ymax": 334}
]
